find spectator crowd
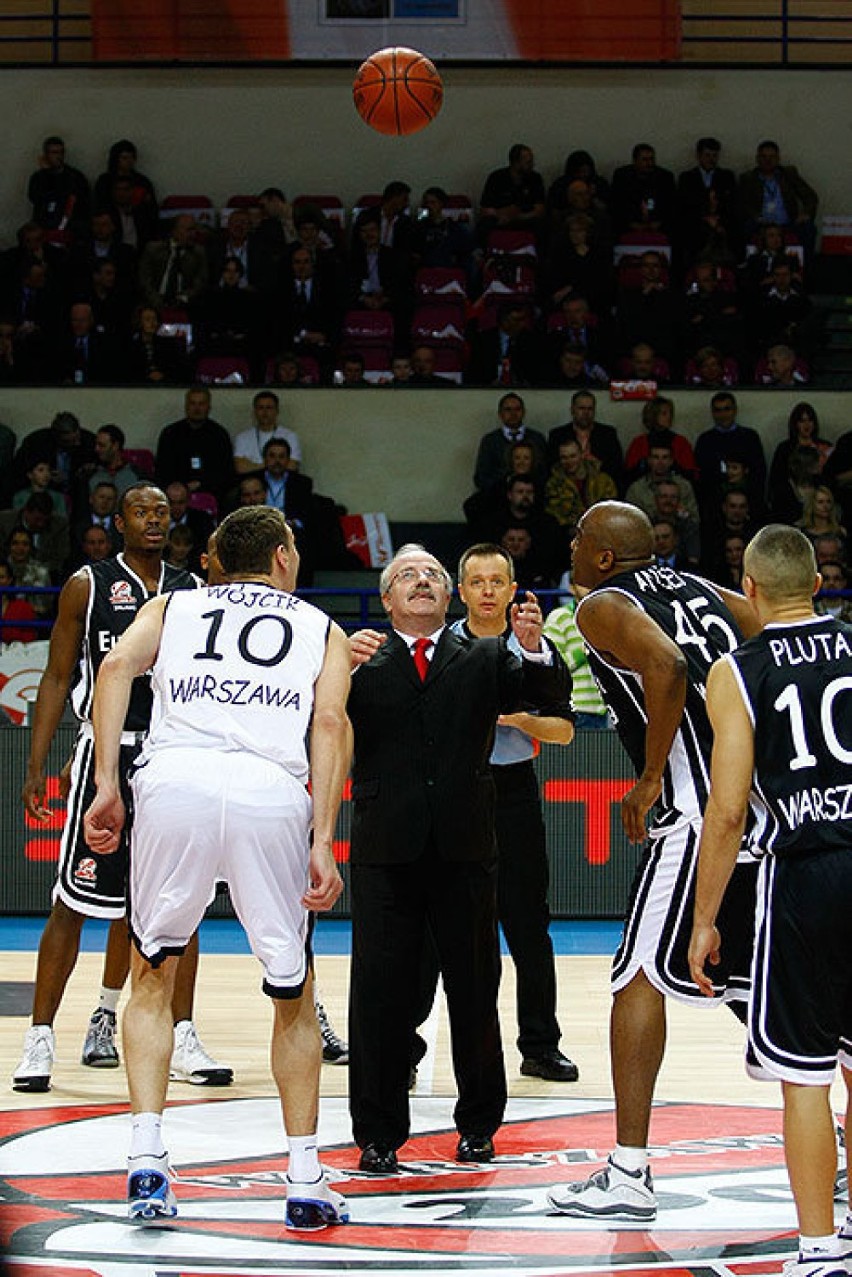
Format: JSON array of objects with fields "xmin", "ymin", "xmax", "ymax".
[
  {"xmin": 0, "ymin": 131, "xmax": 847, "ymax": 639},
  {"xmin": 0, "ymin": 132, "xmax": 825, "ymax": 391}
]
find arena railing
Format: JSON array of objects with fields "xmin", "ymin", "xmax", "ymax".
[{"xmin": 3, "ymin": 581, "xmax": 851, "ymax": 645}]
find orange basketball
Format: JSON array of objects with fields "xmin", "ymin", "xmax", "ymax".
[{"xmin": 353, "ymin": 46, "xmax": 443, "ymax": 137}]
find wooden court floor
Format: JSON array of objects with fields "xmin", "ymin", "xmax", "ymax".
[
  {"xmin": 1, "ymin": 946, "xmax": 848, "ymax": 1277},
  {"xmin": 0, "ymin": 948, "xmax": 783, "ymax": 1111}
]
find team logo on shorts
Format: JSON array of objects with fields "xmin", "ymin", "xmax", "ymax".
[
  {"xmin": 74, "ymin": 856, "xmax": 98, "ymax": 883},
  {"xmin": 109, "ymin": 580, "xmax": 137, "ymax": 611},
  {"xmin": 0, "ymin": 1096, "xmax": 806, "ymax": 1277}
]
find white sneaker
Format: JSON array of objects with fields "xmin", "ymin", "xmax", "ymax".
[
  {"xmin": 12, "ymin": 1025, "xmax": 55, "ymax": 1093},
  {"xmin": 315, "ymin": 998, "xmax": 349, "ymax": 1065},
  {"xmin": 782, "ymin": 1258, "xmax": 850, "ymax": 1277},
  {"xmin": 127, "ymin": 1152, "xmax": 178, "ymax": 1223},
  {"xmin": 169, "ymin": 1021, "xmax": 233, "ymax": 1086},
  {"xmin": 285, "ymin": 1174, "xmax": 350, "ymax": 1231},
  {"xmin": 547, "ymin": 1156, "xmax": 657, "ymax": 1221}
]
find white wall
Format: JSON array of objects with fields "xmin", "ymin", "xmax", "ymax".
[
  {"xmin": 0, "ymin": 386, "xmax": 846, "ymax": 520},
  {"xmin": 1, "ymin": 65, "xmax": 850, "ymax": 243}
]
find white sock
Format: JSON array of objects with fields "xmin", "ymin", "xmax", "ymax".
[
  {"xmin": 130, "ymin": 1112, "xmax": 166, "ymax": 1160},
  {"xmin": 288, "ymin": 1133, "xmax": 321, "ymax": 1183},
  {"xmin": 841, "ymin": 1213, "xmax": 852, "ymax": 1239},
  {"xmin": 98, "ymin": 987, "xmax": 120, "ymax": 1015},
  {"xmin": 612, "ymin": 1144, "xmax": 648, "ymax": 1174},
  {"xmin": 800, "ymin": 1234, "xmax": 841, "ymax": 1259}
]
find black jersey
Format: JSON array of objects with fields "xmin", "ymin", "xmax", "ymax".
[
  {"xmin": 577, "ymin": 564, "xmax": 743, "ymax": 830},
  {"xmin": 70, "ymin": 554, "xmax": 198, "ymax": 731},
  {"xmin": 728, "ymin": 614, "xmax": 852, "ymax": 858}
]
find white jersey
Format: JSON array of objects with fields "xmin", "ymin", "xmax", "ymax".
[{"xmin": 142, "ymin": 582, "xmax": 330, "ymax": 783}]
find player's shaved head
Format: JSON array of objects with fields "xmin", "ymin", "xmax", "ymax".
[
  {"xmin": 585, "ymin": 503, "xmax": 653, "ymax": 558},
  {"xmin": 743, "ymin": 525, "xmax": 818, "ymax": 603},
  {"xmin": 572, "ymin": 502, "xmax": 654, "ymax": 589}
]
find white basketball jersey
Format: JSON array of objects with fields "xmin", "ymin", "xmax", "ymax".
[{"xmin": 142, "ymin": 583, "xmax": 330, "ymax": 783}]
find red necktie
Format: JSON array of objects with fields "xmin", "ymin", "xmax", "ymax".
[{"xmin": 413, "ymin": 637, "xmax": 431, "ymax": 681}]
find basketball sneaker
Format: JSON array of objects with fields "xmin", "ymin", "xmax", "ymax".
[
  {"xmin": 781, "ymin": 1258, "xmax": 850, "ymax": 1277},
  {"xmin": 127, "ymin": 1152, "xmax": 178, "ymax": 1223},
  {"xmin": 315, "ymin": 999, "xmax": 348, "ymax": 1065},
  {"xmin": 285, "ymin": 1174, "xmax": 350, "ymax": 1231},
  {"xmin": 81, "ymin": 1008, "xmax": 119, "ymax": 1068},
  {"xmin": 12, "ymin": 1025, "xmax": 55, "ymax": 1093},
  {"xmin": 547, "ymin": 1156, "xmax": 657, "ymax": 1221},
  {"xmin": 836, "ymin": 1123, "xmax": 848, "ymax": 1203},
  {"xmin": 169, "ymin": 1021, "xmax": 233, "ymax": 1086}
]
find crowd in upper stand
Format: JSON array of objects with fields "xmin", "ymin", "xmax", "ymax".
[
  {"xmin": 1, "ymin": 375, "xmax": 851, "ymax": 644},
  {"xmin": 0, "ymin": 133, "xmax": 825, "ymax": 390},
  {"xmin": 0, "ymin": 131, "xmax": 848, "ymax": 641}
]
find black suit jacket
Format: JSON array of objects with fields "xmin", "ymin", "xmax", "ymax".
[{"xmin": 347, "ymin": 628, "xmax": 571, "ymax": 866}]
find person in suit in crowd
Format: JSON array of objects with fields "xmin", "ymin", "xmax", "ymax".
[
  {"xmin": 165, "ymin": 480, "xmax": 215, "ymax": 559},
  {"xmin": 345, "ymin": 544, "xmax": 571, "ymax": 1174},
  {"xmin": 677, "ymin": 137, "xmax": 740, "ymax": 265},
  {"xmin": 0, "ymin": 490, "xmax": 70, "ymax": 583}
]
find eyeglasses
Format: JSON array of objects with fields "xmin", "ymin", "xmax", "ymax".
[{"xmin": 388, "ymin": 565, "xmax": 447, "ymax": 588}]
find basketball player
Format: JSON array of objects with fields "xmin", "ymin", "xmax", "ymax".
[
  {"xmin": 83, "ymin": 507, "xmax": 352, "ymax": 1229},
  {"xmin": 548, "ymin": 501, "xmax": 760, "ymax": 1220},
  {"xmin": 13, "ymin": 483, "xmax": 231, "ymax": 1093},
  {"xmin": 689, "ymin": 525, "xmax": 851, "ymax": 1277}
]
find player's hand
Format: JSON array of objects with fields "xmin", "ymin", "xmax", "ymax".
[
  {"xmin": 349, "ymin": 628, "xmax": 386, "ymax": 669},
  {"xmin": 510, "ymin": 592, "xmax": 543, "ymax": 652},
  {"xmin": 303, "ymin": 838, "xmax": 343, "ymax": 913},
  {"xmin": 83, "ymin": 787, "xmax": 126, "ymax": 856},
  {"xmin": 620, "ymin": 775, "xmax": 661, "ymax": 843},
  {"xmin": 22, "ymin": 772, "xmax": 50, "ymax": 823},
  {"xmin": 688, "ymin": 923, "xmax": 721, "ymax": 998}
]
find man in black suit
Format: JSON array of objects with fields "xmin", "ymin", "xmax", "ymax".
[
  {"xmin": 346, "ymin": 544, "xmax": 572, "ymax": 1174},
  {"xmin": 677, "ymin": 136, "xmax": 740, "ymax": 263},
  {"xmin": 165, "ymin": 480, "xmax": 214, "ymax": 558},
  {"xmin": 278, "ymin": 245, "xmax": 340, "ymax": 378},
  {"xmin": 56, "ymin": 302, "xmax": 123, "ymax": 385}
]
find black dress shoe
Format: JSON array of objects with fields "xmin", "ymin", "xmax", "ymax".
[
  {"xmin": 456, "ymin": 1134, "xmax": 495, "ymax": 1163},
  {"xmin": 358, "ymin": 1144, "xmax": 399, "ymax": 1175},
  {"xmin": 520, "ymin": 1050, "xmax": 580, "ymax": 1082}
]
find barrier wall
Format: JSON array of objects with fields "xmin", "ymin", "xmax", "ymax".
[{"xmin": 0, "ymin": 726, "xmax": 641, "ymax": 920}]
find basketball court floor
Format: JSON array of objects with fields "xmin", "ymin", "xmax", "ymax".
[{"xmin": 0, "ymin": 918, "xmax": 847, "ymax": 1277}]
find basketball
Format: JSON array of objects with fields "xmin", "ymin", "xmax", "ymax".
[{"xmin": 353, "ymin": 46, "xmax": 443, "ymax": 137}]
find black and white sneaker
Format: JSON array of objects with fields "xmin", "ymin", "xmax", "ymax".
[
  {"xmin": 12, "ymin": 1025, "xmax": 55, "ymax": 1093},
  {"xmin": 315, "ymin": 999, "xmax": 348, "ymax": 1065},
  {"xmin": 547, "ymin": 1156, "xmax": 657, "ymax": 1221},
  {"xmin": 170, "ymin": 1021, "xmax": 233, "ymax": 1086},
  {"xmin": 81, "ymin": 1009, "xmax": 119, "ymax": 1068}
]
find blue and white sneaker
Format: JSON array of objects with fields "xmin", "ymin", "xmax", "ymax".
[
  {"xmin": 781, "ymin": 1258, "xmax": 850, "ymax": 1277},
  {"xmin": 128, "ymin": 1152, "xmax": 178, "ymax": 1223},
  {"xmin": 547, "ymin": 1156, "xmax": 656, "ymax": 1221},
  {"xmin": 285, "ymin": 1174, "xmax": 349, "ymax": 1231}
]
